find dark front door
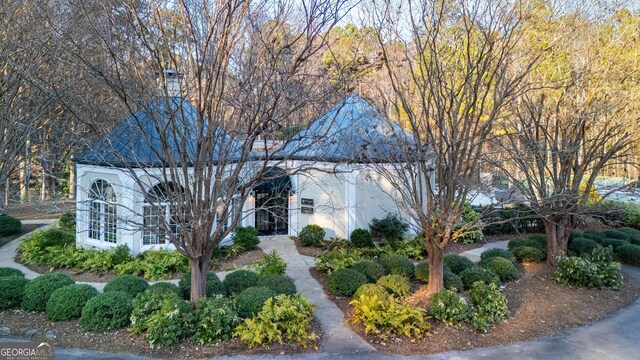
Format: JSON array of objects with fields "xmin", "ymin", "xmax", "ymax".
[{"xmin": 255, "ymin": 190, "xmax": 288, "ymax": 236}]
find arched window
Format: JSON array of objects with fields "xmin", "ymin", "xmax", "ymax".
[
  {"xmin": 88, "ymin": 180, "xmax": 117, "ymax": 243},
  {"xmin": 143, "ymin": 182, "xmax": 182, "ymax": 245}
]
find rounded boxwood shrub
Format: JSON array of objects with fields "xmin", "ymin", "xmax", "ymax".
[
  {"xmin": 179, "ymin": 271, "xmax": 226, "ymax": 299},
  {"xmin": 568, "ymin": 238, "xmax": 601, "ymax": 257},
  {"xmin": 615, "ymin": 244, "xmax": 640, "ymax": 266},
  {"xmin": 352, "ymin": 283, "xmax": 389, "ymax": 302},
  {"xmin": 601, "ymin": 238, "xmax": 627, "ymax": 250},
  {"xmin": 480, "ymin": 248, "xmax": 516, "ymax": 264},
  {"xmin": 480, "ymin": 257, "xmax": 519, "ymax": 282},
  {"xmin": 232, "ymin": 226, "xmax": 259, "ymax": 251},
  {"xmin": 327, "ymin": 268, "xmax": 368, "ymax": 297},
  {"xmin": 257, "ymin": 275, "xmax": 296, "ymax": 296},
  {"xmin": 0, "ymin": 214, "xmax": 21, "ymax": 236},
  {"xmin": 0, "ymin": 267, "xmax": 24, "ymax": 277},
  {"xmin": 0, "ymin": 276, "xmax": 29, "ymax": 309},
  {"xmin": 376, "ymin": 274, "xmax": 411, "ymax": 299},
  {"xmin": 349, "ymin": 260, "xmax": 386, "ymax": 282},
  {"xmin": 618, "ymin": 227, "xmax": 640, "ymax": 244},
  {"xmin": 299, "ymin": 224, "xmax": 325, "ymax": 247},
  {"xmin": 602, "ymin": 230, "xmax": 631, "ymax": 241},
  {"xmin": 512, "ymin": 246, "xmax": 546, "ymax": 262},
  {"xmin": 80, "ymin": 291, "xmax": 133, "ymax": 332},
  {"xmin": 443, "ymin": 254, "xmax": 475, "ymax": 275},
  {"xmin": 582, "ymin": 230, "xmax": 606, "ymax": 242},
  {"xmin": 236, "ymin": 286, "xmax": 277, "ymax": 318},
  {"xmin": 46, "ymin": 284, "xmax": 98, "ymax": 321},
  {"xmin": 415, "ymin": 261, "xmax": 429, "ymax": 283},
  {"xmin": 104, "ymin": 275, "xmax": 149, "ymax": 297},
  {"xmin": 377, "ymin": 254, "xmax": 415, "ymax": 278},
  {"xmin": 223, "ymin": 270, "xmax": 259, "ymax": 296},
  {"xmin": 350, "ymin": 228, "xmax": 373, "ymax": 248},
  {"xmin": 459, "ymin": 267, "xmax": 500, "ymax": 290},
  {"xmin": 444, "ymin": 268, "xmax": 464, "ymax": 292},
  {"xmin": 146, "ymin": 282, "xmax": 183, "ymax": 296},
  {"xmin": 21, "ymin": 273, "xmax": 74, "ymax": 311}
]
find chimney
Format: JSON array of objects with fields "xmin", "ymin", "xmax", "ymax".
[{"xmin": 156, "ymin": 69, "xmax": 183, "ymax": 97}]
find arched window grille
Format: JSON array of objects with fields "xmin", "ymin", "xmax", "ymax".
[
  {"xmin": 88, "ymin": 180, "xmax": 117, "ymax": 243},
  {"xmin": 142, "ymin": 182, "xmax": 182, "ymax": 245}
]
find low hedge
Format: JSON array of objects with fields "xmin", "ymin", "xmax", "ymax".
[
  {"xmin": 103, "ymin": 275, "xmax": 149, "ymax": 297},
  {"xmin": 377, "ymin": 254, "xmax": 415, "ymax": 278},
  {"xmin": 327, "ymin": 268, "xmax": 368, "ymax": 297},
  {"xmin": 80, "ymin": 291, "xmax": 133, "ymax": 332},
  {"xmin": 0, "ymin": 214, "xmax": 22, "ymax": 236},
  {"xmin": 508, "ymin": 235, "xmax": 546, "ymax": 252},
  {"xmin": 512, "ymin": 246, "xmax": 546, "ymax": 262},
  {"xmin": 46, "ymin": 284, "xmax": 98, "ymax": 321},
  {"xmin": 568, "ymin": 238, "xmax": 602, "ymax": 257},
  {"xmin": 349, "ymin": 260, "xmax": 386, "ymax": 282},
  {"xmin": 459, "ymin": 267, "xmax": 500, "ymax": 290},
  {"xmin": 0, "ymin": 276, "xmax": 30, "ymax": 309},
  {"xmin": 600, "ymin": 238, "xmax": 628, "ymax": 250},
  {"xmin": 236, "ymin": 286, "xmax": 277, "ymax": 318},
  {"xmin": 615, "ymin": 244, "xmax": 640, "ymax": 266},
  {"xmin": 443, "ymin": 254, "xmax": 475, "ymax": 275},
  {"xmin": 0, "ymin": 267, "xmax": 24, "ymax": 277},
  {"xmin": 179, "ymin": 271, "xmax": 226, "ymax": 299},
  {"xmin": 21, "ymin": 273, "xmax": 75, "ymax": 311},
  {"xmin": 602, "ymin": 230, "xmax": 631, "ymax": 241},
  {"xmin": 257, "ymin": 275, "xmax": 297, "ymax": 296},
  {"xmin": 223, "ymin": 270, "xmax": 259, "ymax": 296},
  {"xmin": 480, "ymin": 249, "xmax": 516, "ymax": 264}
]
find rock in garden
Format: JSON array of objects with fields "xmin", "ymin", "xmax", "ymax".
[
  {"xmin": 0, "ymin": 327, "xmax": 10, "ymax": 336},
  {"xmin": 25, "ymin": 329, "xmax": 37, "ymax": 338},
  {"xmin": 44, "ymin": 330, "xmax": 57, "ymax": 340}
]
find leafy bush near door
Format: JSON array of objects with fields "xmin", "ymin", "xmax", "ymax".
[
  {"xmin": 299, "ymin": 224, "xmax": 325, "ymax": 246},
  {"xmin": 248, "ymin": 250, "xmax": 287, "ymax": 276},
  {"xmin": 350, "ymin": 228, "xmax": 373, "ymax": 248},
  {"xmin": 232, "ymin": 226, "xmax": 260, "ymax": 251},
  {"xmin": 369, "ymin": 213, "xmax": 408, "ymax": 246}
]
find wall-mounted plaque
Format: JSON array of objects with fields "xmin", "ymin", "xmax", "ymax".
[
  {"xmin": 301, "ymin": 207, "xmax": 314, "ymax": 214},
  {"xmin": 301, "ymin": 198, "xmax": 314, "ymax": 206}
]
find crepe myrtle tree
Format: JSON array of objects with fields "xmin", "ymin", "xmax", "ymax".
[
  {"xmin": 66, "ymin": 0, "xmax": 347, "ymax": 301},
  {"xmin": 362, "ymin": 0, "xmax": 539, "ymax": 295}
]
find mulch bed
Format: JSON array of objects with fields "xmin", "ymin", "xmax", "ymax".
[
  {"xmin": 5, "ymin": 200, "xmax": 75, "ymax": 221},
  {"xmin": 310, "ymin": 262, "xmax": 639, "ymax": 355},
  {"xmin": 0, "ymin": 309, "xmax": 322, "ymax": 358},
  {"xmin": 292, "ymin": 236, "xmax": 324, "ymax": 258}
]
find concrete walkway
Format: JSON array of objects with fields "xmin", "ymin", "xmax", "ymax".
[{"xmin": 459, "ymin": 240, "xmax": 510, "ymax": 263}]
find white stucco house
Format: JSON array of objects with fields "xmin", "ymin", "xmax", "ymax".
[{"xmin": 74, "ymin": 91, "xmax": 430, "ymax": 254}]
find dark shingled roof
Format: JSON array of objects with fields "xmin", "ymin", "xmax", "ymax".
[
  {"xmin": 75, "ymin": 97, "xmax": 244, "ymax": 167},
  {"xmin": 276, "ymin": 94, "xmax": 415, "ymax": 163}
]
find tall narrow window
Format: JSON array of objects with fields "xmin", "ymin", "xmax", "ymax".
[
  {"xmin": 143, "ymin": 182, "xmax": 183, "ymax": 245},
  {"xmin": 88, "ymin": 180, "xmax": 117, "ymax": 243}
]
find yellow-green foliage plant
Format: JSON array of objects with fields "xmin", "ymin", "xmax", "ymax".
[{"xmin": 350, "ymin": 294, "xmax": 430, "ymax": 340}]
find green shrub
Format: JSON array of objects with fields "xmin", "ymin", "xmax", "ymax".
[
  {"xmin": 327, "ymin": 268, "xmax": 368, "ymax": 297},
  {"xmin": 315, "ymin": 248, "xmax": 363, "ymax": 273},
  {"xmin": 59, "ymin": 212, "xmax": 76, "ymax": 233},
  {"xmin": 38, "ymin": 228, "xmax": 75, "ymax": 248},
  {"xmin": 452, "ymin": 203, "xmax": 484, "ymax": 244},
  {"xmin": 0, "ymin": 214, "xmax": 21, "ymax": 236},
  {"xmin": 460, "ymin": 267, "xmax": 500, "ymax": 290},
  {"xmin": 144, "ymin": 294, "xmax": 192, "ymax": 347},
  {"xmin": 508, "ymin": 235, "xmax": 546, "ymax": 251},
  {"xmin": 600, "ymin": 238, "xmax": 627, "ymax": 250},
  {"xmin": 377, "ymin": 254, "xmax": 415, "ymax": 278},
  {"xmin": 468, "ymin": 282, "xmax": 510, "ymax": 332},
  {"xmin": 554, "ymin": 247, "xmax": 622, "ymax": 289},
  {"xmin": 249, "ymin": 250, "xmax": 287, "ymax": 276},
  {"xmin": 350, "ymin": 294, "xmax": 430, "ymax": 340},
  {"xmin": 299, "ymin": 224, "xmax": 325, "ymax": 247},
  {"xmin": 376, "ymin": 274, "xmax": 411, "ymax": 299},
  {"xmin": 257, "ymin": 275, "xmax": 296, "ymax": 296},
  {"xmin": 223, "ymin": 270, "xmax": 259, "ymax": 296},
  {"xmin": 369, "ymin": 213, "xmax": 408, "ymax": 245},
  {"xmin": 582, "ymin": 229, "xmax": 606, "ymax": 242},
  {"xmin": 443, "ymin": 254, "xmax": 475, "ymax": 275},
  {"xmin": 130, "ymin": 291, "xmax": 181, "ymax": 334},
  {"xmin": 480, "ymin": 257, "xmax": 519, "ymax": 282},
  {"xmin": 115, "ymin": 249, "xmax": 188, "ymax": 281},
  {"xmin": 444, "ymin": 268, "xmax": 464, "ymax": 292},
  {"xmin": 350, "ymin": 228, "xmax": 373, "ymax": 248},
  {"xmin": 235, "ymin": 294, "xmax": 317, "ymax": 349},
  {"xmin": 602, "ymin": 229, "xmax": 631, "ymax": 241},
  {"xmin": 392, "ymin": 236, "xmax": 428, "ymax": 260},
  {"xmin": 46, "ymin": 284, "xmax": 98, "ymax": 321},
  {"xmin": 21, "ymin": 273, "xmax": 74, "ymax": 311},
  {"xmin": 0, "ymin": 267, "xmax": 24, "ymax": 277},
  {"xmin": 429, "ymin": 289, "xmax": 469, "ymax": 327},
  {"xmin": 192, "ymin": 296, "xmax": 239, "ymax": 345},
  {"xmin": 568, "ymin": 238, "xmax": 602, "ymax": 257},
  {"xmin": 111, "ymin": 245, "xmax": 132, "ymax": 265},
  {"xmin": 80, "ymin": 291, "xmax": 133, "ymax": 332},
  {"xmin": 349, "ymin": 260, "xmax": 386, "ymax": 282},
  {"xmin": 615, "ymin": 244, "xmax": 640, "ymax": 266},
  {"xmin": 236, "ymin": 286, "xmax": 277, "ymax": 318},
  {"xmin": 146, "ymin": 282, "xmax": 182, "ymax": 296},
  {"xmin": 232, "ymin": 226, "xmax": 259, "ymax": 251},
  {"xmin": 104, "ymin": 275, "xmax": 148, "ymax": 297},
  {"xmin": 415, "ymin": 261, "xmax": 429, "ymax": 283},
  {"xmin": 0, "ymin": 276, "xmax": 29, "ymax": 309},
  {"xmin": 352, "ymin": 284, "xmax": 390, "ymax": 302},
  {"xmin": 480, "ymin": 248, "xmax": 516, "ymax": 264},
  {"xmin": 618, "ymin": 227, "xmax": 640, "ymax": 243},
  {"xmin": 179, "ymin": 271, "xmax": 226, "ymax": 299},
  {"xmin": 512, "ymin": 246, "xmax": 546, "ymax": 262}
]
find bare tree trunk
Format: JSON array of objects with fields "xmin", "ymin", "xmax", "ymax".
[
  {"xmin": 20, "ymin": 142, "xmax": 30, "ymax": 202},
  {"xmin": 189, "ymin": 254, "xmax": 211, "ymax": 302},
  {"xmin": 0, "ymin": 187, "xmax": 6, "ymax": 214},
  {"xmin": 425, "ymin": 236, "xmax": 444, "ymax": 294},
  {"xmin": 544, "ymin": 217, "xmax": 571, "ymax": 266}
]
